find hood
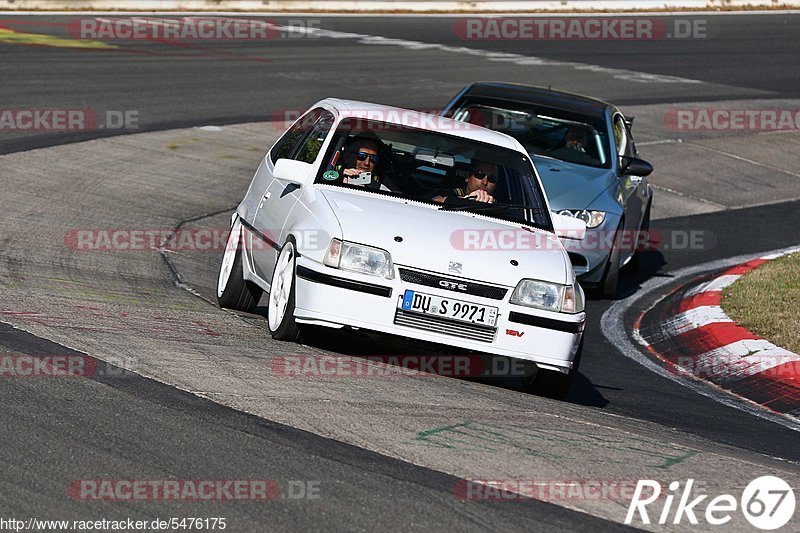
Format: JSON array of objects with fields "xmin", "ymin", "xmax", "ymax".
[
  {"xmin": 532, "ymin": 155, "xmax": 614, "ymax": 211},
  {"xmin": 317, "ymin": 186, "xmax": 571, "ymax": 285}
]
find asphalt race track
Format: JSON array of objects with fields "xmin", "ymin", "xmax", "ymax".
[{"xmin": 1, "ymin": 12, "xmax": 800, "ymax": 531}]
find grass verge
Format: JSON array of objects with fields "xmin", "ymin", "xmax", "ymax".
[{"xmin": 722, "ymin": 252, "xmax": 800, "ymax": 354}]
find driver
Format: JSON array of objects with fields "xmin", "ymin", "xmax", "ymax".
[
  {"xmin": 432, "ymin": 161, "xmax": 498, "ymax": 204},
  {"xmin": 564, "ymin": 126, "xmax": 589, "ymax": 153}
]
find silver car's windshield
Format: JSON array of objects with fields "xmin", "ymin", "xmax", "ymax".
[
  {"xmin": 314, "ymin": 118, "xmax": 553, "ymax": 231},
  {"xmin": 451, "ymin": 101, "xmax": 611, "ymax": 169}
]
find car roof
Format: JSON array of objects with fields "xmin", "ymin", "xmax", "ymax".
[
  {"xmin": 313, "ymin": 98, "xmax": 527, "ymax": 154},
  {"xmin": 459, "ymin": 82, "xmax": 612, "ymax": 120}
]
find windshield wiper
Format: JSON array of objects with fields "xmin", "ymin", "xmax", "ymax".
[{"xmin": 439, "ymin": 203, "xmax": 543, "ymax": 212}]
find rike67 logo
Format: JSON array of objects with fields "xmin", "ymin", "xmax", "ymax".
[{"xmin": 626, "ymin": 477, "xmax": 795, "ymax": 530}]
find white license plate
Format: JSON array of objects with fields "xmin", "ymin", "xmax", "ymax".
[{"xmin": 399, "ymin": 290, "xmax": 498, "ymax": 327}]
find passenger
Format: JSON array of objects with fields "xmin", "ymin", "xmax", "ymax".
[{"xmin": 343, "ymin": 139, "xmax": 381, "ymax": 183}]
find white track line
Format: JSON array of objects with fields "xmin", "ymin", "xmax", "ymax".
[
  {"xmin": 84, "ymin": 15, "xmax": 706, "ymax": 85},
  {"xmin": 659, "ymin": 306, "xmax": 732, "ymax": 337},
  {"xmin": 683, "ymin": 274, "xmax": 741, "ymax": 296}
]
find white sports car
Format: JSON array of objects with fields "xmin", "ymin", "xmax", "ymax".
[{"xmin": 217, "ymin": 99, "xmax": 587, "ymax": 398}]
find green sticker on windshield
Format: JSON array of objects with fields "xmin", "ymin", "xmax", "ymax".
[{"xmin": 322, "ymin": 170, "xmax": 339, "ymax": 181}]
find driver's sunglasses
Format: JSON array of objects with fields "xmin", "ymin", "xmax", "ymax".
[
  {"xmin": 356, "ymin": 151, "xmax": 379, "ymax": 164},
  {"xmin": 472, "ymin": 170, "xmax": 498, "ymax": 183}
]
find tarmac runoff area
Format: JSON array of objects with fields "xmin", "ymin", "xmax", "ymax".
[{"xmin": 1, "ymin": 99, "xmax": 800, "ymax": 528}]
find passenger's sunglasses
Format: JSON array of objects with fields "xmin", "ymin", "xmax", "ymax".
[
  {"xmin": 472, "ymin": 170, "xmax": 498, "ymax": 183},
  {"xmin": 356, "ymin": 151, "xmax": 379, "ymax": 164}
]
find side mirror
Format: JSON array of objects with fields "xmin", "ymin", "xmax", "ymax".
[
  {"xmin": 624, "ymin": 116, "xmax": 635, "ymax": 129},
  {"xmin": 273, "ymin": 158, "xmax": 315, "ymax": 186},
  {"xmin": 621, "ymin": 157, "xmax": 653, "ymax": 177},
  {"xmin": 551, "ymin": 213, "xmax": 586, "ymax": 241}
]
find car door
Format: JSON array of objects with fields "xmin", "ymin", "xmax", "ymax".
[
  {"xmin": 249, "ymin": 108, "xmax": 334, "ymax": 283},
  {"xmin": 613, "ymin": 112, "xmax": 645, "ymax": 221},
  {"xmin": 623, "ymin": 116, "xmax": 651, "ymax": 225},
  {"xmin": 611, "ymin": 112, "xmax": 648, "ymax": 264}
]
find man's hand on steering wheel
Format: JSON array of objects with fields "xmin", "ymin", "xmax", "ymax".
[{"xmin": 464, "ymin": 190, "xmax": 495, "ymax": 203}]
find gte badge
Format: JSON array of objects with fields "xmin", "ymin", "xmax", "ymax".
[{"xmin": 439, "ymin": 280, "xmax": 468, "ymax": 291}]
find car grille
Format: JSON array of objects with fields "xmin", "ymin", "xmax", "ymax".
[
  {"xmin": 393, "ymin": 309, "xmax": 497, "ymax": 343},
  {"xmin": 398, "ymin": 268, "xmax": 508, "ymax": 300}
]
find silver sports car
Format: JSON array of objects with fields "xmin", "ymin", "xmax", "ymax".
[{"xmin": 443, "ymin": 83, "xmax": 654, "ymax": 298}]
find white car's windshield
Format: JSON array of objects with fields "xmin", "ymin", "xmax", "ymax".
[
  {"xmin": 451, "ymin": 101, "xmax": 611, "ymax": 169},
  {"xmin": 314, "ymin": 118, "xmax": 553, "ymax": 231}
]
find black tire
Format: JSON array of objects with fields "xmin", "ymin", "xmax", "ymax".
[
  {"xmin": 522, "ymin": 339, "xmax": 583, "ymax": 400},
  {"xmin": 594, "ymin": 222, "xmax": 623, "ymax": 299},
  {"xmin": 267, "ymin": 241, "xmax": 301, "ymax": 342},
  {"xmin": 628, "ymin": 200, "xmax": 651, "ymax": 273},
  {"xmin": 217, "ymin": 220, "xmax": 262, "ymax": 312}
]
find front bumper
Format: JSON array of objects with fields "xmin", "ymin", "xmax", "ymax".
[
  {"xmin": 293, "ymin": 258, "xmax": 585, "ymax": 372},
  {"xmin": 560, "ymin": 216, "xmax": 621, "ymax": 285},
  {"xmin": 569, "ymin": 247, "xmax": 608, "ymax": 285}
]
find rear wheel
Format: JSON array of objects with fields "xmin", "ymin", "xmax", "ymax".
[
  {"xmin": 217, "ymin": 218, "xmax": 262, "ymax": 312},
  {"xmin": 267, "ymin": 241, "xmax": 301, "ymax": 341},
  {"xmin": 521, "ymin": 339, "xmax": 583, "ymax": 400}
]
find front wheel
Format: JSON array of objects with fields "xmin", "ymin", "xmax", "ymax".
[
  {"xmin": 267, "ymin": 241, "xmax": 301, "ymax": 341},
  {"xmin": 217, "ymin": 218, "xmax": 263, "ymax": 312},
  {"xmin": 628, "ymin": 200, "xmax": 651, "ymax": 273},
  {"xmin": 591, "ymin": 222, "xmax": 623, "ymax": 299},
  {"xmin": 521, "ymin": 338, "xmax": 583, "ymax": 400}
]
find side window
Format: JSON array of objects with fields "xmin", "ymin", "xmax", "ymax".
[
  {"xmin": 295, "ymin": 110, "xmax": 334, "ymax": 164},
  {"xmin": 270, "ymin": 108, "xmax": 326, "ymax": 164}
]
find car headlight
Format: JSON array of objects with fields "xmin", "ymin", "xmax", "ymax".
[
  {"xmin": 510, "ymin": 279, "xmax": 584, "ymax": 314},
  {"xmin": 323, "ymin": 239, "xmax": 394, "ymax": 279},
  {"xmin": 558, "ymin": 209, "xmax": 605, "ymax": 229}
]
